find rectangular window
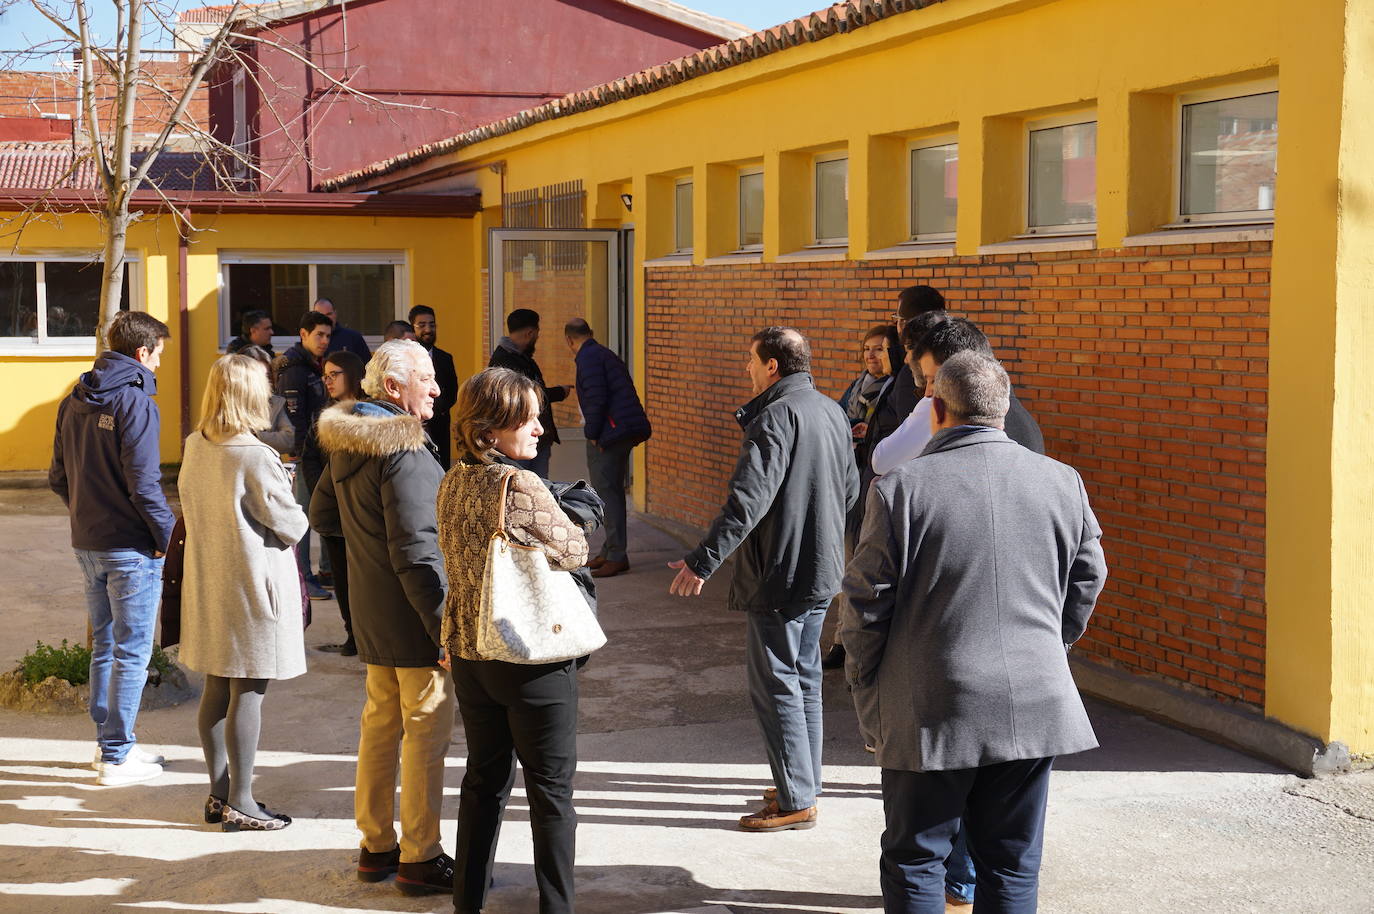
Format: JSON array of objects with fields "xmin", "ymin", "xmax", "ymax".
[
  {"xmin": 738, "ymin": 169, "xmax": 764, "ymax": 250},
  {"xmin": 0, "ymin": 255, "xmax": 132, "ymax": 350},
  {"xmin": 1027, "ymin": 120, "xmax": 1097, "ymax": 233},
  {"xmin": 910, "ymin": 142, "xmax": 958, "ymax": 240},
  {"xmin": 219, "ymin": 251, "xmax": 404, "ymax": 347},
  {"xmin": 231, "ymin": 67, "xmax": 248, "ymax": 178},
  {"xmin": 814, "ymin": 155, "xmax": 848, "ymax": 244},
  {"xmin": 1181, "ymin": 91, "xmax": 1277, "ymax": 222},
  {"xmin": 674, "ymin": 179, "xmax": 694, "ymax": 253}
]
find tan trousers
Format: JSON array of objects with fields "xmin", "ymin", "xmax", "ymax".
[{"xmin": 355, "ymin": 664, "xmax": 455, "ymax": 863}]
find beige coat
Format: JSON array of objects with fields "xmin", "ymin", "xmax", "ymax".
[{"xmin": 178, "ymin": 431, "xmax": 309, "ymax": 680}]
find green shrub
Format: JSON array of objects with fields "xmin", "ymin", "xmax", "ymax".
[{"xmin": 19, "ymin": 640, "xmax": 92, "ymax": 686}]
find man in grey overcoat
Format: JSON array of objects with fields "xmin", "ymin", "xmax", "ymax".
[
  {"xmin": 841, "ymin": 350, "xmax": 1107, "ymax": 913},
  {"xmin": 669, "ymin": 327, "xmax": 859, "ymax": 832}
]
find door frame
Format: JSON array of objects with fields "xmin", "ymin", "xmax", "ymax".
[{"xmin": 487, "ymin": 228, "xmax": 623, "ymax": 355}]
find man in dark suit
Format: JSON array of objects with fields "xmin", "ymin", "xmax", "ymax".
[
  {"xmin": 841, "ymin": 350, "xmax": 1107, "ymax": 913},
  {"xmin": 409, "ymin": 306, "xmax": 458, "ymax": 469},
  {"xmin": 314, "ymin": 298, "xmax": 372, "ymax": 363},
  {"xmin": 488, "ymin": 308, "xmax": 570, "ymax": 478}
]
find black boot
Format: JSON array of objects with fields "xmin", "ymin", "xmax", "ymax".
[{"xmin": 821, "ymin": 642, "xmax": 846, "ymax": 670}]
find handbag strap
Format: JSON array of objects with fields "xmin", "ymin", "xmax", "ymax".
[{"xmin": 492, "ymin": 466, "xmax": 516, "ymax": 541}]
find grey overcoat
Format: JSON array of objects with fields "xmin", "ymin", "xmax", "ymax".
[
  {"xmin": 178, "ymin": 431, "xmax": 309, "ymax": 680},
  {"xmin": 840, "ymin": 426, "xmax": 1107, "ymax": 772}
]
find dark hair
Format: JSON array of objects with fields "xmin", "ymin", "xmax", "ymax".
[
  {"xmin": 751, "ymin": 326, "xmax": 811, "ymax": 376},
  {"xmin": 240, "ymin": 309, "xmax": 271, "ymax": 336},
  {"xmin": 862, "ymin": 323, "xmax": 893, "ymax": 346},
  {"xmin": 107, "ymin": 311, "xmax": 170, "ymax": 358},
  {"xmin": 324, "ymin": 349, "xmax": 367, "ymax": 400},
  {"xmin": 455, "ymin": 367, "xmax": 541, "ymax": 462},
  {"xmin": 901, "ymin": 310, "xmax": 950, "ymax": 352},
  {"xmin": 918, "ymin": 318, "xmax": 993, "ymax": 366},
  {"xmin": 565, "ymin": 317, "xmax": 594, "ymax": 339},
  {"xmin": 897, "ymin": 284, "xmax": 946, "ymax": 320},
  {"xmin": 383, "ymin": 320, "xmax": 413, "ymax": 340},
  {"xmin": 300, "ymin": 311, "xmax": 333, "ymax": 334},
  {"xmin": 507, "ymin": 308, "xmax": 540, "ymax": 333},
  {"xmin": 408, "ymin": 304, "xmax": 435, "ymax": 322}
]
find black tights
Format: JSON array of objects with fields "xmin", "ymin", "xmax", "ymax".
[{"xmin": 197, "ymin": 675, "xmax": 269, "ymax": 817}]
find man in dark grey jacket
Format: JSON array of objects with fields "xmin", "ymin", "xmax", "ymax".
[
  {"xmin": 310, "ymin": 339, "xmax": 455, "ymax": 897},
  {"xmin": 841, "ymin": 351, "xmax": 1107, "ymax": 913},
  {"xmin": 670, "ymin": 327, "xmax": 859, "ymax": 832}
]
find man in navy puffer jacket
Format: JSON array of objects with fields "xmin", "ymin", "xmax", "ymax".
[
  {"xmin": 50, "ymin": 311, "xmax": 176, "ymax": 786},
  {"xmin": 565, "ymin": 318, "xmax": 651, "ymax": 578}
]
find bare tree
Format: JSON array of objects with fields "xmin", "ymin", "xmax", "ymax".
[{"xmin": 2, "ymin": 0, "xmax": 440, "ymax": 344}]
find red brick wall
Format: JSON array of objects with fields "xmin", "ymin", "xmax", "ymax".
[
  {"xmin": 0, "ymin": 59, "xmax": 210, "ymax": 139},
  {"xmin": 643, "ymin": 241, "xmax": 1270, "ymax": 708}
]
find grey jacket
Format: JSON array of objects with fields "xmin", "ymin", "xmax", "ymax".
[
  {"xmin": 840, "ymin": 426, "xmax": 1106, "ymax": 771},
  {"xmin": 310, "ymin": 399, "xmax": 447, "ymax": 667},
  {"xmin": 685, "ymin": 372, "xmax": 859, "ymax": 615}
]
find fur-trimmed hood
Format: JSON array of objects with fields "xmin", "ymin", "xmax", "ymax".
[{"xmin": 316, "ymin": 399, "xmax": 432, "ymax": 480}]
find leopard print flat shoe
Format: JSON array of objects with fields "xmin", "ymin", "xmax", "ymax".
[
  {"xmin": 221, "ymin": 803, "xmax": 292, "ymax": 832},
  {"xmin": 204, "ymin": 795, "xmax": 225, "ymax": 824}
]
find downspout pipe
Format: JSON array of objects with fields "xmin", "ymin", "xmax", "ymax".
[{"xmin": 178, "ymin": 209, "xmax": 191, "ymax": 448}]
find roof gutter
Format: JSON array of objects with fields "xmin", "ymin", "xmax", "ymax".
[{"xmin": 0, "ymin": 189, "xmax": 481, "ymax": 217}]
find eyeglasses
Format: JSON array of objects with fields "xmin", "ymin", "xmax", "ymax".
[{"xmin": 323, "ymin": 370, "xmax": 345, "ymax": 382}]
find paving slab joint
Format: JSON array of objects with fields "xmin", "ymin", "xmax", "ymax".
[{"xmin": 1070, "ymin": 657, "xmax": 1351, "ymax": 778}]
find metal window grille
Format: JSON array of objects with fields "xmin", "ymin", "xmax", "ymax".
[{"xmin": 502, "ymin": 180, "xmax": 587, "ymax": 272}]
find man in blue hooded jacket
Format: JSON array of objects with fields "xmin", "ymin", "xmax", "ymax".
[{"xmin": 50, "ymin": 310, "xmax": 176, "ymax": 787}]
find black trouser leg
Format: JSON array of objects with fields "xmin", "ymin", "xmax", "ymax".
[{"xmin": 321, "ymin": 535, "xmax": 351, "ymax": 640}]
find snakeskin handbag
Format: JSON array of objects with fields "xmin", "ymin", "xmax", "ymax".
[{"xmin": 476, "ymin": 471, "xmax": 607, "ymax": 664}]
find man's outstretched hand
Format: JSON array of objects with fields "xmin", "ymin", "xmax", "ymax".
[{"xmin": 667, "ymin": 560, "xmax": 705, "ymax": 597}]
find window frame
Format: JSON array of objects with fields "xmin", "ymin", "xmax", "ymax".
[
  {"xmin": 0, "ymin": 250, "xmax": 143, "ymax": 356},
  {"xmin": 217, "ymin": 249, "xmax": 408, "ymax": 350},
  {"xmin": 1022, "ymin": 112, "xmax": 1098, "ymax": 237},
  {"xmin": 906, "ymin": 135, "xmax": 959, "ymax": 243},
  {"xmin": 673, "ymin": 176, "xmax": 694, "ymax": 255},
  {"xmin": 736, "ymin": 166, "xmax": 765, "ymax": 252},
  {"xmin": 811, "ymin": 151, "xmax": 849, "ymax": 247},
  {"xmin": 1171, "ymin": 79, "xmax": 1278, "ymax": 227}
]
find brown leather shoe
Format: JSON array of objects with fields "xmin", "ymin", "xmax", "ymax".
[
  {"xmin": 587, "ymin": 556, "xmax": 607, "ymax": 570},
  {"xmin": 739, "ymin": 800, "xmax": 816, "ymax": 832},
  {"xmin": 763, "ymin": 786, "xmax": 777, "ymax": 802},
  {"xmin": 591, "ymin": 560, "xmax": 630, "ymax": 578}
]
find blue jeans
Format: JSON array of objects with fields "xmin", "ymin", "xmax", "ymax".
[
  {"xmin": 745, "ymin": 603, "xmax": 826, "ymax": 810},
  {"xmin": 75, "ymin": 548, "xmax": 164, "ymax": 764},
  {"xmin": 946, "ymin": 825, "xmax": 977, "ymax": 903}
]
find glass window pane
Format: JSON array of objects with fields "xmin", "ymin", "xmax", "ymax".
[
  {"xmin": 226, "ymin": 263, "xmax": 308, "ymax": 340},
  {"xmin": 675, "ymin": 181, "xmax": 694, "ymax": 252},
  {"xmin": 316, "ymin": 263, "xmax": 395, "ymax": 336},
  {"xmin": 911, "ymin": 144, "xmax": 958, "ymax": 237},
  {"xmin": 1029, "ymin": 122, "xmax": 1096, "ymax": 228},
  {"xmin": 739, "ymin": 171, "xmax": 764, "ymax": 248},
  {"xmin": 46, "ymin": 260, "xmax": 129, "ymax": 338},
  {"xmin": 1182, "ymin": 92, "xmax": 1278, "ymax": 216},
  {"xmin": 0, "ymin": 262, "xmax": 37, "ymax": 338},
  {"xmin": 815, "ymin": 157, "xmax": 848, "ymax": 241}
]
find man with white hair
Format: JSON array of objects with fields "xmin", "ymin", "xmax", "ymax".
[
  {"xmin": 841, "ymin": 350, "xmax": 1107, "ymax": 913},
  {"xmin": 310, "ymin": 340, "xmax": 455, "ymax": 896}
]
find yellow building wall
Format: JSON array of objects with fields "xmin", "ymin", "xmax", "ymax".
[
  {"xmin": 381, "ymin": 0, "xmax": 1369, "ymax": 751},
  {"xmin": 0, "ymin": 211, "xmax": 473, "ymax": 472}
]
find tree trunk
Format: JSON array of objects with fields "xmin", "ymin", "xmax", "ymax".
[{"xmin": 97, "ymin": 206, "xmax": 129, "ymax": 348}]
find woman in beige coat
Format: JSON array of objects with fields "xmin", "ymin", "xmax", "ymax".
[{"xmin": 179, "ymin": 354, "xmax": 308, "ymax": 831}]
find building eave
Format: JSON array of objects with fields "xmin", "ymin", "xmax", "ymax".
[{"xmin": 0, "ymin": 188, "xmax": 480, "ymax": 217}]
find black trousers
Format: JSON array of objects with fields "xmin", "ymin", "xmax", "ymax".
[
  {"xmin": 321, "ymin": 535, "xmax": 352, "ymax": 641},
  {"xmin": 880, "ymin": 756, "xmax": 1054, "ymax": 914},
  {"xmin": 451, "ymin": 658, "xmax": 578, "ymax": 914}
]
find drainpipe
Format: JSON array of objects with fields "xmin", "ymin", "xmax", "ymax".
[{"xmin": 178, "ymin": 209, "xmax": 191, "ymax": 447}]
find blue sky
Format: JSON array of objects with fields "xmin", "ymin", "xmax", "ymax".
[{"xmin": 0, "ymin": 1, "xmax": 828, "ymax": 67}]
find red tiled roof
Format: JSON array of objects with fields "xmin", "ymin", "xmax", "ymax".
[
  {"xmin": 0, "ymin": 142, "xmax": 228, "ymax": 192},
  {"xmin": 321, "ymin": 0, "xmax": 945, "ymax": 190},
  {"xmin": 177, "ymin": 4, "xmax": 240, "ymax": 24}
]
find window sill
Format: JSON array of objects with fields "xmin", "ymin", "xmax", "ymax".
[
  {"xmin": 643, "ymin": 254, "xmax": 695, "ymax": 269},
  {"xmin": 863, "ymin": 242, "xmax": 956, "ymax": 261},
  {"xmin": 776, "ymin": 247, "xmax": 848, "ymax": 263},
  {"xmin": 977, "ymin": 236, "xmax": 1096, "ymax": 255},
  {"xmin": 1122, "ymin": 224, "xmax": 1273, "ymax": 248},
  {"xmin": 0, "ymin": 341, "xmax": 97, "ymax": 358},
  {"xmin": 703, "ymin": 252, "xmax": 763, "ymax": 265}
]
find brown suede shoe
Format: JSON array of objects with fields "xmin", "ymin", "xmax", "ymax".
[
  {"xmin": 591, "ymin": 560, "xmax": 630, "ymax": 578},
  {"xmin": 587, "ymin": 556, "xmax": 607, "ymax": 570},
  {"xmin": 739, "ymin": 800, "xmax": 817, "ymax": 832}
]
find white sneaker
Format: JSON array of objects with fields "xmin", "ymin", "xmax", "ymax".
[
  {"xmin": 92, "ymin": 746, "xmax": 165, "ymax": 770},
  {"xmin": 96, "ymin": 757, "xmax": 163, "ymax": 786}
]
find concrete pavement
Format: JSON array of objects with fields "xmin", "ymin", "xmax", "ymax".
[{"xmin": 1, "ymin": 488, "xmax": 1372, "ymax": 913}]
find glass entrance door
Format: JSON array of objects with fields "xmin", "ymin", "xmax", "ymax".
[{"xmin": 487, "ymin": 229, "xmax": 623, "ymax": 482}]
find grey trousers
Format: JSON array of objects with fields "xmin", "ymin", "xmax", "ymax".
[
  {"xmin": 585, "ymin": 439, "xmax": 635, "ymax": 564},
  {"xmin": 745, "ymin": 602, "xmax": 826, "ymax": 811}
]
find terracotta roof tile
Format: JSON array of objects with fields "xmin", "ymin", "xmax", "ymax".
[
  {"xmin": 321, "ymin": 0, "xmax": 945, "ymax": 190},
  {"xmin": 0, "ymin": 141, "xmax": 228, "ymax": 192}
]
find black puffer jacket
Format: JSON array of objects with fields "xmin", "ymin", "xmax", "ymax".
[
  {"xmin": 685, "ymin": 372, "xmax": 859, "ymax": 615},
  {"xmin": 310, "ymin": 399, "xmax": 446, "ymax": 667}
]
